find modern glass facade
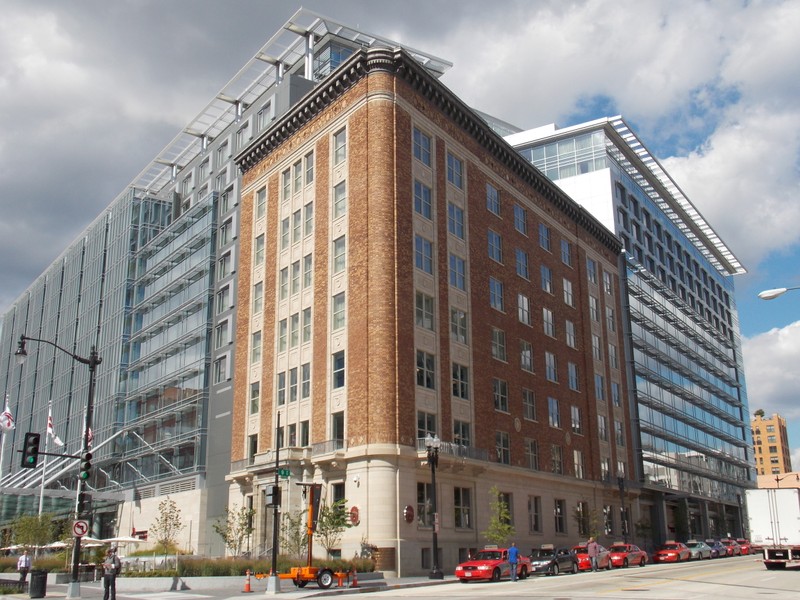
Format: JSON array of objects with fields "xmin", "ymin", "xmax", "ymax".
[{"xmin": 511, "ymin": 117, "xmax": 752, "ymax": 542}]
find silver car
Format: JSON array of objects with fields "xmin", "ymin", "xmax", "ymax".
[{"xmin": 685, "ymin": 540, "xmax": 712, "ymax": 560}]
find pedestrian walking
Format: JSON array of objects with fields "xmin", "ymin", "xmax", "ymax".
[
  {"xmin": 17, "ymin": 550, "xmax": 31, "ymax": 583},
  {"xmin": 102, "ymin": 547, "xmax": 122, "ymax": 600},
  {"xmin": 587, "ymin": 537, "xmax": 600, "ymax": 572},
  {"xmin": 508, "ymin": 541, "xmax": 519, "ymax": 581}
]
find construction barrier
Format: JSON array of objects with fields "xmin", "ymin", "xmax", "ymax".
[{"xmin": 242, "ymin": 569, "xmax": 253, "ymax": 593}]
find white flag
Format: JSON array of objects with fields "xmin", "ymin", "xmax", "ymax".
[
  {"xmin": 47, "ymin": 408, "xmax": 65, "ymax": 447},
  {"xmin": 0, "ymin": 397, "xmax": 14, "ymax": 432}
]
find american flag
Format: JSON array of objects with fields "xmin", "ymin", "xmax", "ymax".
[
  {"xmin": 47, "ymin": 408, "xmax": 64, "ymax": 447},
  {"xmin": 0, "ymin": 397, "xmax": 14, "ymax": 432}
]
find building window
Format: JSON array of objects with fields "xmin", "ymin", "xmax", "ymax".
[
  {"xmin": 514, "ymin": 204, "xmax": 527, "ymax": 235},
  {"xmin": 251, "ymin": 331, "xmax": 262, "ymax": 364},
  {"xmin": 604, "ymin": 271, "xmax": 613, "ymax": 295},
  {"xmin": 528, "ymin": 495, "xmax": 542, "ymax": 533},
  {"xmin": 415, "ymin": 235, "xmax": 434, "ymax": 274},
  {"xmin": 489, "ymin": 277, "xmax": 504, "ymax": 311},
  {"xmin": 454, "ymin": 420, "xmax": 471, "ymax": 447},
  {"xmin": 525, "ymin": 438, "xmax": 539, "ymax": 470},
  {"xmin": 568, "ymin": 362, "xmax": 579, "ymax": 391},
  {"xmin": 522, "ymin": 389, "xmax": 536, "ymax": 421},
  {"xmin": 548, "ymin": 396, "xmax": 560, "ymax": 428},
  {"xmin": 608, "ymin": 344, "xmax": 619, "ymax": 369},
  {"xmin": 595, "ymin": 373, "xmax": 606, "ymax": 402},
  {"xmin": 486, "ymin": 183, "xmax": 499, "ymax": 215},
  {"xmin": 551, "ymin": 445, "xmax": 564, "ymax": 474},
  {"xmin": 454, "ymin": 487, "xmax": 472, "ymax": 529},
  {"xmin": 289, "ymin": 313, "xmax": 300, "ymax": 348},
  {"xmin": 415, "ymin": 292, "xmax": 435, "ymax": 330},
  {"xmin": 291, "ymin": 260, "xmax": 301, "ymax": 295},
  {"xmin": 256, "ymin": 187, "xmax": 266, "ymax": 220},
  {"xmin": 417, "ymin": 482, "xmax": 433, "ymax": 527},
  {"xmin": 571, "ymin": 405, "xmax": 582, "ymax": 435},
  {"xmin": 332, "ymin": 292, "xmax": 346, "ymax": 330},
  {"xmin": 598, "ymin": 415, "xmax": 608, "ymax": 441},
  {"xmin": 541, "ymin": 265, "xmax": 553, "ymax": 294},
  {"xmin": 333, "ymin": 236, "xmax": 346, "ymax": 273},
  {"xmin": 413, "ymin": 127, "xmax": 431, "ymax": 166},
  {"xmin": 305, "ymin": 151, "xmax": 315, "ymax": 184},
  {"xmin": 539, "ymin": 223, "xmax": 551, "ymax": 251},
  {"xmin": 451, "ymin": 308, "xmax": 468, "ymax": 343},
  {"xmin": 302, "ymin": 307, "xmax": 312, "ymax": 343},
  {"xmin": 449, "ymin": 254, "xmax": 466, "ymax": 290},
  {"xmin": 518, "ymin": 293, "xmax": 531, "ymax": 325},
  {"xmin": 416, "ymin": 351, "xmax": 435, "ymax": 389},
  {"xmin": 277, "ymin": 319, "xmax": 287, "ymax": 353},
  {"xmin": 496, "ymin": 431, "xmax": 510, "ymax": 464},
  {"xmin": 554, "ymin": 499, "xmax": 566, "ymax": 533},
  {"xmin": 250, "ymin": 382, "xmax": 260, "ymax": 414},
  {"xmin": 414, "ymin": 180, "xmax": 432, "ymax": 219},
  {"xmin": 293, "ymin": 160, "xmax": 302, "ymax": 193},
  {"xmin": 333, "ymin": 181, "xmax": 347, "ymax": 219},
  {"xmin": 563, "ymin": 279, "xmax": 574, "ymax": 307},
  {"xmin": 303, "ymin": 254, "xmax": 313, "ymax": 289},
  {"xmin": 615, "ymin": 420, "xmax": 625, "ymax": 446},
  {"xmin": 448, "ymin": 202, "xmax": 465, "ymax": 239},
  {"xmin": 452, "ymin": 363, "xmax": 469, "ymax": 400},
  {"xmin": 301, "ymin": 363, "xmax": 311, "ymax": 399},
  {"xmin": 566, "ymin": 320, "xmax": 576, "ymax": 348},
  {"xmin": 276, "ymin": 372, "xmax": 286, "ymax": 405},
  {"xmin": 545, "ymin": 351, "xmax": 557, "ymax": 382},
  {"xmin": 574, "ymin": 450, "xmax": 585, "ymax": 479},
  {"xmin": 289, "ymin": 367, "xmax": 298, "ymax": 402},
  {"xmin": 304, "ymin": 201, "xmax": 314, "ymax": 236},
  {"xmin": 520, "ymin": 340, "xmax": 533, "ymax": 372},
  {"xmin": 491, "ymin": 328, "xmax": 507, "ymax": 361},
  {"xmin": 218, "ymin": 252, "xmax": 232, "ymax": 280},
  {"xmin": 611, "ymin": 382, "xmax": 621, "ymax": 407},
  {"xmin": 280, "ymin": 217, "xmax": 290, "ymax": 249},
  {"xmin": 282, "ymin": 169, "xmax": 291, "ymax": 201},
  {"xmin": 515, "ymin": 248, "xmax": 529, "ymax": 279},
  {"xmin": 493, "ymin": 378, "xmax": 509, "ymax": 412},
  {"xmin": 606, "ymin": 307, "xmax": 616, "ymax": 332},
  {"xmin": 447, "ymin": 152, "xmax": 464, "ymax": 189},
  {"xmin": 587, "ymin": 258, "xmax": 598, "ymax": 284},
  {"xmin": 332, "ymin": 351, "xmax": 345, "ymax": 389},
  {"xmin": 543, "ymin": 308, "xmax": 555, "ymax": 337},
  {"xmin": 215, "ymin": 321, "xmax": 229, "ymax": 349},
  {"xmin": 488, "ymin": 230, "xmax": 503, "ymax": 263},
  {"xmin": 214, "ymin": 356, "xmax": 228, "ymax": 383},
  {"xmin": 592, "ymin": 334, "xmax": 602, "ymax": 361},
  {"xmin": 252, "ymin": 282, "xmax": 263, "ymax": 315},
  {"xmin": 333, "ymin": 128, "xmax": 347, "ymax": 165},
  {"xmin": 561, "ymin": 239, "xmax": 572, "ymax": 266}
]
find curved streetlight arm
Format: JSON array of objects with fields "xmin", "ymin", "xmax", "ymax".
[
  {"xmin": 16, "ymin": 334, "xmax": 101, "ymax": 368},
  {"xmin": 758, "ymin": 286, "xmax": 800, "ymax": 301}
]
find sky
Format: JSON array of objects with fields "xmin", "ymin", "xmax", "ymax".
[{"xmin": 1, "ymin": 0, "xmax": 799, "ymax": 467}]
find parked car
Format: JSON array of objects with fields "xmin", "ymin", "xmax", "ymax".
[
  {"xmin": 735, "ymin": 539, "xmax": 751, "ymax": 555},
  {"xmin": 572, "ymin": 543, "xmax": 612, "ymax": 571},
  {"xmin": 720, "ymin": 538, "xmax": 741, "ymax": 556},
  {"xmin": 608, "ymin": 543, "xmax": 648, "ymax": 567},
  {"xmin": 455, "ymin": 546, "xmax": 532, "ymax": 582},
  {"xmin": 652, "ymin": 541, "xmax": 691, "ymax": 563},
  {"xmin": 705, "ymin": 539, "xmax": 726, "ymax": 558},
  {"xmin": 528, "ymin": 544, "xmax": 579, "ymax": 576},
  {"xmin": 685, "ymin": 540, "xmax": 713, "ymax": 560}
]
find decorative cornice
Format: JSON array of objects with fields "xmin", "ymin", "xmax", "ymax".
[{"xmin": 236, "ymin": 46, "xmax": 621, "ymax": 254}]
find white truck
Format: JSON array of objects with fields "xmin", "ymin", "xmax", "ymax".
[{"xmin": 746, "ymin": 488, "xmax": 800, "ymax": 570}]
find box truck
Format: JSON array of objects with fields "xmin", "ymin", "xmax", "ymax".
[{"xmin": 746, "ymin": 488, "xmax": 800, "ymax": 570}]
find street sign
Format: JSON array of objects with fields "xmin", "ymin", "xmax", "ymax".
[
  {"xmin": 278, "ymin": 468, "xmax": 290, "ymax": 478},
  {"xmin": 73, "ymin": 520, "xmax": 89, "ymax": 537}
]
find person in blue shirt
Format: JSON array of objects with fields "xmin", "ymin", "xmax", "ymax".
[{"xmin": 508, "ymin": 542, "xmax": 520, "ymax": 581}]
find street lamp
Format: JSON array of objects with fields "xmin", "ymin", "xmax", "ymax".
[
  {"xmin": 758, "ymin": 286, "xmax": 800, "ymax": 300},
  {"xmin": 15, "ymin": 334, "xmax": 101, "ymax": 600},
  {"xmin": 775, "ymin": 473, "xmax": 799, "ymax": 488},
  {"xmin": 425, "ymin": 434, "xmax": 443, "ymax": 579}
]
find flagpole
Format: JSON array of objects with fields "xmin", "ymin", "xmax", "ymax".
[
  {"xmin": 0, "ymin": 429, "xmax": 6, "ymax": 481},
  {"xmin": 39, "ymin": 408, "xmax": 51, "ymax": 516}
]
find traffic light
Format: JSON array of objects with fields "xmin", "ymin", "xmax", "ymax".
[
  {"xmin": 20, "ymin": 432, "xmax": 41, "ymax": 469},
  {"xmin": 77, "ymin": 491, "xmax": 92, "ymax": 516},
  {"xmin": 79, "ymin": 451, "xmax": 93, "ymax": 481},
  {"xmin": 265, "ymin": 484, "xmax": 281, "ymax": 507}
]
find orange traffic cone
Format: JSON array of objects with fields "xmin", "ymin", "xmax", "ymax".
[
  {"xmin": 243, "ymin": 569, "xmax": 253, "ymax": 593},
  {"xmin": 351, "ymin": 568, "xmax": 358, "ymax": 588}
]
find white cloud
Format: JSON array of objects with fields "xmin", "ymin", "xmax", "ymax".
[{"xmin": 742, "ymin": 321, "xmax": 800, "ymax": 420}]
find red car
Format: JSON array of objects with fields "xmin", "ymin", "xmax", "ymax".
[
  {"xmin": 720, "ymin": 539, "xmax": 741, "ymax": 556},
  {"xmin": 455, "ymin": 547, "xmax": 531, "ymax": 582},
  {"xmin": 608, "ymin": 543, "xmax": 648, "ymax": 568},
  {"xmin": 652, "ymin": 541, "xmax": 691, "ymax": 563},
  {"xmin": 572, "ymin": 543, "xmax": 612, "ymax": 571},
  {"xmin": 735, "ymin": 539, "xmax": 751, "ymax": 555}
]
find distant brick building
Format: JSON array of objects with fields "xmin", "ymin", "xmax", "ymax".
[{"xmin": 753, "ymin": 412, "xmax": 793, "ymax": 476}]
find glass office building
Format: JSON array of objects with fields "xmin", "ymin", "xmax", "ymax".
[{"xmin": 509, "ymin": 117, "xmax": 753, "ymax": 543}]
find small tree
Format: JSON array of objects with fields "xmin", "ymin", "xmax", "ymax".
[
  {"xmin": 482, "ymin": 486, "xmax": 514, "ymax": 546},
  {"xmin": 754, "ymin": 408, "xmax": 765, "ymax": 418},
  {"xmin": 280, "ymin": 508, "xmax": 308, "ymax": 560},
  {"xmin": 315, "ymin": 498, "xmax": 351, "ymax": 557},
  {"xmin": 212, "ymin": 504, "xmax": 255, "ymax": 556},
  {"xmin": 13, "ymin": 514, "xmax": 53, "ymax": 551},
  {"xmin": 149, "ymin": 497, "xmax": 185, "ymax": 555}
]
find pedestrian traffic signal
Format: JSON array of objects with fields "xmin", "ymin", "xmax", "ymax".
[
  {"xmin": 20, "ymin": 432, "xmax": 41, "ymax": 469},
  {"xmin": 77, "ymin": 491, "xmax": 92, "ymax": 516},
  {"xmin": 79, "ymin": 451, "xmax": 92, "ymax": 480}
]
